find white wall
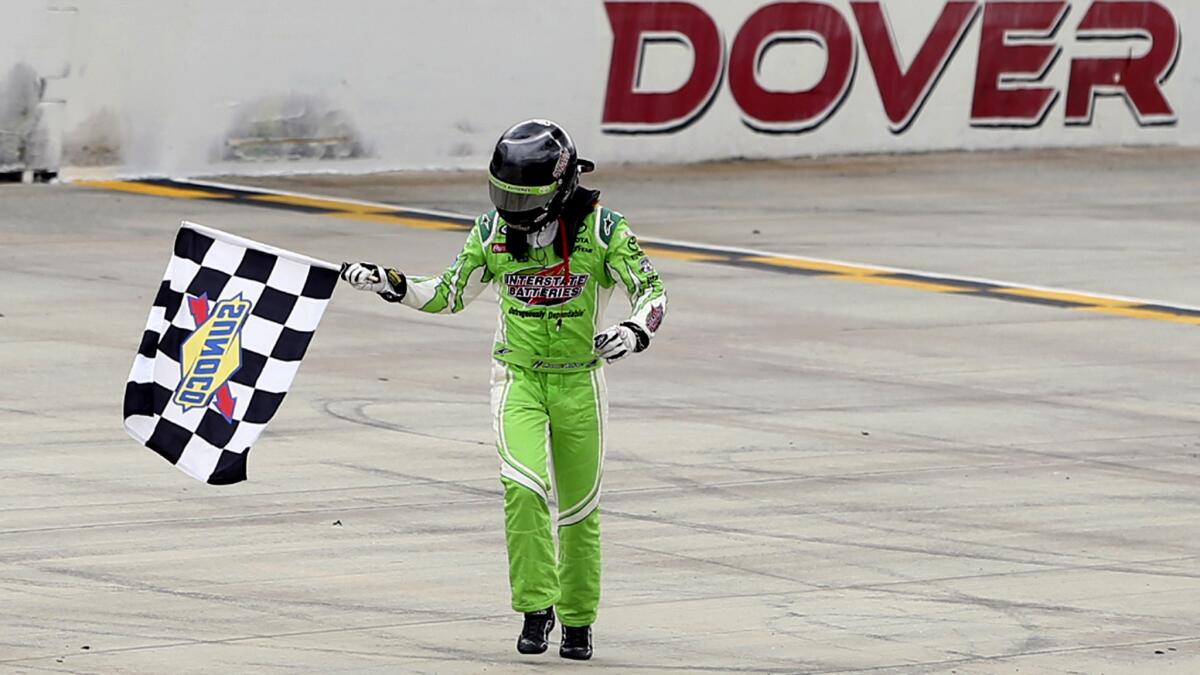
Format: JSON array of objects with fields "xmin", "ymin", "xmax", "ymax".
[
  {"xmin": 1, "ymin": 0, "xmax": 1194, "ymax": 177},
  {"xmin": 0, "ymin": 1, "xmax": 73, "ymax": 171}
]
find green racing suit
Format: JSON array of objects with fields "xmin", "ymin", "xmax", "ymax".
[{"xmin": 396, "ymin": 204, "xmax": 666, "ymax": 627}]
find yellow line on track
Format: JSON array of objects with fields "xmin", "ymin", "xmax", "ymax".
[
  {"xmin": 74, "ymin": 179, "xmax": 1200, "ymax": 328},
  {"xmin": 324, "ymin": 211, "xmax": 465, "ymax": 231},
  {"xmin": 249, "ymin": 194, "xmax": 397, "ymax": 213},
  {"xmin": 76, "ymin": 180, "xmax": 229, "ymax": 200},
  {"xmin": 992, "ymin": 287, "xmax": 1136, "ymax": 308},
  {"xmin": 845, "ymin": 275, "xmax": 972, "ymax": 293},
  {"xmin": 740, "ymin": 255, "xmax": 886, "ymax": 276},
  {"xmin": 1078, "ymin": 306, "xmax": 1200, "ymax": 325}
]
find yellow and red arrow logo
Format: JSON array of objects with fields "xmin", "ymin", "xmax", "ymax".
[{"xmin": 173, "ymin": 293, "xmax": 252, "ymax": 422}]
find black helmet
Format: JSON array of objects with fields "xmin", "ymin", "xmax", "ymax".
[{"xmin": 488, "ymin": 119, "xmax": 594, "ymax": 232}]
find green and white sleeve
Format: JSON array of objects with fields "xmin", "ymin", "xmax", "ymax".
[
  {"xmin": 401, "ymin": 219, "xmax": 493, "ymax": 314},
  {"xmin": 605, "ymin": 217, "xmax": 667, "ymax": 343}
]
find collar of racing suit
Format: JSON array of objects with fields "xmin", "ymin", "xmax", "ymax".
[{"xmin": 529, "ymin": 220, "xmax": 558, "ymax": 249}]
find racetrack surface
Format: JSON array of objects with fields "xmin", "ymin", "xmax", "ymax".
[{"xmin": 2, "ymin": 148, "xmax": 1199, "ymax": 673}]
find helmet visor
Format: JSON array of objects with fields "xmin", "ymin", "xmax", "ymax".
[{"xmin": 489, "ymin": 174, "xmax": 558, "ymax": 215}]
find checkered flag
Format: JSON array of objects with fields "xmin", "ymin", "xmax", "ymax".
[{"xmin": 123, "ymin": 221, "xmax": 338, "ymax": 484}]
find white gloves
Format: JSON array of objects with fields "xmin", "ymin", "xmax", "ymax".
[
  {"xmin": 340, "ymin": 262, "xmax": 388, "ymax": 292},
  {"xmin": 340, "ymin": 262, "xmax": 406, "ymax": 303},
  {"xmin": 594, "ymin": 323, "xmax": 642, "ymax": 363}
]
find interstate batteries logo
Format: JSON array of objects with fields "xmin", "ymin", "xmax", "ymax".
[
  {"xmin": 505, "ymin": 262, "xmax": 589, "ymax": 307},
  {"xmin": 172, "ymin": 293, "xmax": 252, "ymax": 422}
]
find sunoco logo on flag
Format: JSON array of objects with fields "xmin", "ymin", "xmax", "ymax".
[
  {"xmin": 123, "ymin": 222, "xmax": 338, "ymax": 484},
  {"xmin": 174, "ymin": 293, "xmax": 252, "ymax": 420}
]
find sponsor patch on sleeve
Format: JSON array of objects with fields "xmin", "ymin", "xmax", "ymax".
[{"xmin": 646, "ymin": 303, "xmax": 664, "ymax": 333}]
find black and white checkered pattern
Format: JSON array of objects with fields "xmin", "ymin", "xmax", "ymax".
[{"xmin": 123, "ymin": 221, "xmax": 338, "ymax": 484}]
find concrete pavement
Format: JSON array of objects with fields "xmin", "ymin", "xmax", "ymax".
[{"xmin": 1, "ymin": 148, "xmax": 1198, "ymax": 673}]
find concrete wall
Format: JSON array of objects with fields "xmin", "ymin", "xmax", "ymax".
[{"xmin": 2, "ymin": 0, "xmax": 1194, "ymax": 178}]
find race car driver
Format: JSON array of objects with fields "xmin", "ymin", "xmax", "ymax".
[{"xmin": 340, "ymin": 119, "xmax": 667, "ymax": 660}]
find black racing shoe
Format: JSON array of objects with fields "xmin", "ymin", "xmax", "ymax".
[
  {"xmin": 516, "ymin": 608, "xmax": 555, "ymax": 655},
  {"xmin": 559, "ymin": 624, "xmax": 593, "ymax": 660}
]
